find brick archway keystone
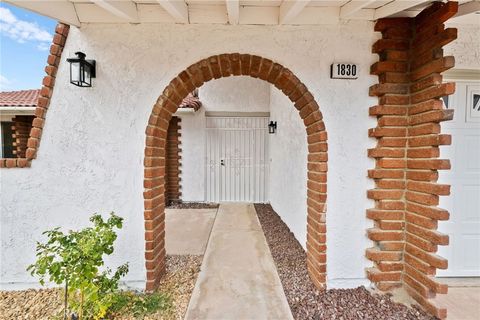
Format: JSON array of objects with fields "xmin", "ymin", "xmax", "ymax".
[{"xmin": 144, "ymin": 53, "xmax": 328, "ymax": 291}]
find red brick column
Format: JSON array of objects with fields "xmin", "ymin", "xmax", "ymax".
[
  {"xmin": 144, "ymin": 54, "xmax": 328, "ymax": 291},
  {"xmin": 367, "ymin": 16, "xmax": 412, "ymax": 291},
  {"xmin": 12, "ymin": 116, "xmax": 35, "ymax": 158},
  {"xmin": 367, "ymin": 2, "xmax": 458, "ymax": 318},
  {"xmin": 0, "ymin": 23, "xmax": 69, "ymax": 168},
  {"xmin": 165, "ymin": 116, "xmax": 182, "ymax": 204}
]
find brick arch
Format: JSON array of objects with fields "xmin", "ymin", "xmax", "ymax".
[{"xmin": 144, "ymin": 53, "xmax": 327, "ymax": 291}]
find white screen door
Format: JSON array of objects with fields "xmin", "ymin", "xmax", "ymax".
[{"xmin": 205, "ymin": 117, "xmax": 269, "ymax": 203}]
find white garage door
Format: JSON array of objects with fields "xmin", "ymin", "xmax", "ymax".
[
  {"xmin": 205, "ymin": 116, "xmax": 269, "ymax": 203},
  {"xmin": 438, "ymin": 80, "xmax": 480, "ymax": 277}
]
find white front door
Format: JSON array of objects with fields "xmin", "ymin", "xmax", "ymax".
[
  {"xmin": 205, "ymin": 117, "xmax": 269, "ymax": 203},
  {"xmin": 438, "ymin": 80, "xmax": 480, "ymax": 277}
]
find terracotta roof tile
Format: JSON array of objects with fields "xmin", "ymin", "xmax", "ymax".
[
  {"xmin": 0, "ymin": 89, "xmax": 40, "ymax": 107},
  {"xmin": 179, "ymin": 92, "xmax": 202, "ymax": 111},
  {"xmin": 0, "ymin": 89, "xmax": 202, "ymax": 110}
]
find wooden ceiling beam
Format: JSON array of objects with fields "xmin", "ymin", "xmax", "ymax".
[
  {"xmin": 454, "ymin": 0, "xmax": 480, "ymax": 17},
  {"xmin": 6, "ymin": 0, "xmax": 81, "ymax": 26},
  {"xmin": 91, "ymin": 0, "xmax": 138, "ymax": 22},
  {"xmin": 226, "ymin": 0, "xmax": 240, "ymax": 25},
  {"xmin": 279, "ymin": 0, "xmax": 311, "ymax": 24},
  {"xmin": 374, "ymin": 0, "xmax": 427, "ymax": 20},
  {"xmin": 156, "ymin": 0, "xmax": 189, "ymax": 23},
  {"xmin": 340, "ymin": 0, "xmax": 377, "ymax": 19}
]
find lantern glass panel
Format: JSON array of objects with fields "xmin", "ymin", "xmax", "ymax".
[
  {"xmin": 70, "ymin": 62, "xmax": 80, "ymax": 83},
  {"xmin": 80, "ymin": 63, "xmax": 86, "ymax": 84},
  {"xmin": 83, "ymin": 64, "xmax": 91, "ymax": 86}
]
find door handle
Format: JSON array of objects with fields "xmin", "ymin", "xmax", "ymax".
[{"xmin": 221, "ymin": 159, "xmax": 225, "ymax": 166}]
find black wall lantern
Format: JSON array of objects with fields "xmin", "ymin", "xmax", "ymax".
[
  {"xmin": 268, "ymin": 121, "xmax": 277, "ymax": 134},
  {"xmin": 66, "ymin": 52, "xmax": 96, "ymax": 87}
]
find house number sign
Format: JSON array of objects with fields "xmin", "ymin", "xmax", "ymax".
[{"xmin": 330, "ymin": 63, "xmax": 358, "ymax": 79}]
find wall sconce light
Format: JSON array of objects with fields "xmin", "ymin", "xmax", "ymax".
[
  {"xmin": 268, "ymin": 121, "xmax": 277, "ymax": 134},
  {"xmin": 66, "ymin": 52, "xmax": 96, "ymax": 87}
]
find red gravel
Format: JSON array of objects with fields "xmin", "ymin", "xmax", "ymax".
[
  {"xmin": 166, "ymin": 202, "xmax": 219, "ymax": 209},
  {"xmin": 254, "ymin": 204, "xmax": 437, "ymax": 320}
]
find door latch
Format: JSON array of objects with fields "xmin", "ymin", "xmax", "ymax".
[{"xmin": 220, "ymin": 159, "xmax": 225, "ymax": 166}]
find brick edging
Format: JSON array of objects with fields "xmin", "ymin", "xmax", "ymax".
[
  {"xmin": 367, "ymin": 2, "xmax": 458, "ymax": 318},
  {"xmin": 0, "ymin": 23, "xmax": 70, "ymax": 169},
  {"xmin": 144, "ymin": 54, "xmax": 328, "ymax": 291}
]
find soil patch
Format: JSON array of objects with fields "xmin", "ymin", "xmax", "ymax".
[
  {"xmin": 254, "ymin": 203, "xmax": 436, "ymax": 320},
  {"xmin": 0, "ymin": 255, "xmax": 202, "ymax": 320}
]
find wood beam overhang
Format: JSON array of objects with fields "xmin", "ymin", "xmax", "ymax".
[
  {"xmin": 340, "ymin": 0, "xmax": 377, "ymax": 19},
  {"xmin": 226, "ymin": 0, "xmax": 239, "ymax": 24},
  {"xmin": 156, "ymin": 0, "xmax": 189, "ymax": 23},
  {"xmin": 279, "ymin": 0, "xmax": 311, "ymax": 24},
  {"xmin": 454, "ymin": 0, "xmax": 480, "ymax": 17},
  {"xmin": 91, "ymin": 0, "xmax": 139, "ymax": 22},
  {"xmin": 374, "ymin": 0, "xmax": 428, "ymax": 20},
  {"xmin": 6, "ymin": 0, "xmax": 81, "ymax": 27}
]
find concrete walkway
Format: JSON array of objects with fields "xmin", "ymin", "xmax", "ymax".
[
  {"xmin": 165, "ymin": 208, "xmax": 217, "ymax": 255},
  {"xmin": 185, "ymin": 203, "xmax": 293, "ymax": 320},
  {"xmin": 434, "ymin": 278, "xmax": 480, "ymax": 320}
]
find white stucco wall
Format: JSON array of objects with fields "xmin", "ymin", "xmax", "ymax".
[
  {"xmin": 199, "ymin": 76, "xmax": 270, "ymax": 112},
  {"xmin": 268, "ymin": 87, "xmax": 308, "ymax": 250},
  {"xmin": 178, "ymin": 108, "xmax": 206, "ymax": 202},
  {"xmin": 1, "ymin": 21, "xmax": 478, "ymax": 290},
  {"xmin": 445, "ymin": 23, "xmax": 480, "ymax": 70}
]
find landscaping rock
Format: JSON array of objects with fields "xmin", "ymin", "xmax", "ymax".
[
  {"xmin": 157, "ymin": 255, "xmax": 203, "ymax": 320},
  {"xmin": 254, "ymin": 203, "xmax": 437, "ymax": 320},
  {"xmin": 166, "ymin": 202, "xmax": 219, "ymax": 209},
  {"xmin": 0, "ymin": 288, "xmax": 63, "ymax": 320},
  {"xmin": 0, "ymin": 255, "xmax": 202, "ymax": 320}
]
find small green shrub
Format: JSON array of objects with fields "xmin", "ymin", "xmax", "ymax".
[
  {"xmin": 109, "ymin": 291, "xmax": 172, "ymax": 318},
  {"xmin": 27, "ymin": 213, "xmax": 129, "ymax": 320}
]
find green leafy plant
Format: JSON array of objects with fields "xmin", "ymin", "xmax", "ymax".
[
  {"xmin": 27, "ymin": 213, "xmax": 129, "ymax": 320},
  {"xmin": 109, "ymin": 291, "xmax": 172, "ymax": 318}
]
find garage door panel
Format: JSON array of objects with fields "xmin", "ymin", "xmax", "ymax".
[
  {"xmin": 465, "ymin": 135, "xmax": 480, "ymax": 172},
  {"xmin": 463, "ymin": 185, "xmax": 480, "ymax": 221},
  {"xmin": 462, "ymin": 234, "xmax": 480, "ymax": 272},
  {"xmin": 438, "ymin": 80, "xmax": 480, "ymax": 277}
]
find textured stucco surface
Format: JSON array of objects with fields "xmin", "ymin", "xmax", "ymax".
[
  {"xmin": 200, "ymin": 76, "xmax": 270, "ymax": 112},
  {"xmin": 445, "ymin": 23, "xmax": 480, "ymax": 70},
  {"xmin": 1, "ymin": 22, "xmax": 477, "ymax": 290},
  {"xmin": 268, "ymin": 87, "xmax": 308, "ymax": 250},
  {"xmin": 179, "ymin": 108, "xmax": 207, "ymax": 202}
]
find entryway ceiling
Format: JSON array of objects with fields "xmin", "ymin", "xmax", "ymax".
[{"xmin": 6, "ymin": 0, "xmax": 479, "ymax": 27}]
